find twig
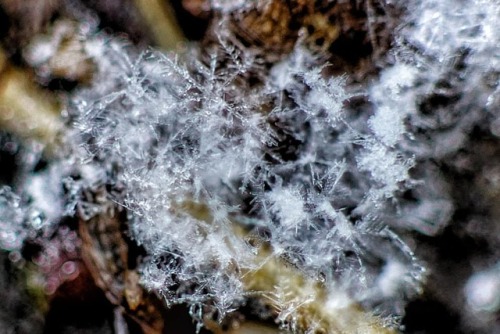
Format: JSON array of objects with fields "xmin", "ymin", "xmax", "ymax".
[{"xmin": 133, "ymin": 0, "xmax": 185, "ymax": 50}]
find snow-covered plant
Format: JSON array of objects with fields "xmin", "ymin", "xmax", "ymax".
[
  {"xmin": 1, "ymin": 0, "xmax": 499, "ymax": 332},
  {"xmin": 64, "ymin": 26, "xmax": 427, "ymax": 328}
]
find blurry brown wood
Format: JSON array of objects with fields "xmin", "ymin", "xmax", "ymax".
[
  {"xmin": 78, "ymin": 192, "xmax": 164, "ymax": 334},
  {"xmin": 23, "ymin": 19, "xmax": 96, "ymax": 85},
  {"xmin": 186, "ymin": 0, "xmax": 399, "ymax": 76},
  {"xmin": 0, "ymin": 0, "xmax": 61, "ymax": 50},
  {"xmin": 205, "ymin": 319, "xmax": 280, "ymax": 334}
]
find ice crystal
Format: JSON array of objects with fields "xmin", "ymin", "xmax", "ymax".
[
  {"xmin": 66, "ymin": 31, "xmax": 424, "ymax": 325},
  {"xmin": 0, "ymin": 187, "xmax": 51, "ymax": 252},
  {"xmin": 1, "ymin": 0, "xmax": 499, "ymax": 331}
]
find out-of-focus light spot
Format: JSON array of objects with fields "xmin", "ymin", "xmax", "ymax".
[{"xmin": 465, "ymin": 266, "xmax": 500, "ymax": 313}]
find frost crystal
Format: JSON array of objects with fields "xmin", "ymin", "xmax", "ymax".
[
  {"xmin": 0, "ymin": 188, "xmax": 30, "ymax": 251},
  {"xmin": 67, "ymin": 31, "xmax": 424, "ymax": 325},
  {"xmin": 3, "ymin": 0, "xmax": 499, "ymax": 331}
]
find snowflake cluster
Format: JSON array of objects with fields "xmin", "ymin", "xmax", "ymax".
[
  {"xmin": 0, "ymin": 0, "xmax": 499, "ymax": 332},
  {"xmin": 68, "ymin": 31, "xmax": 424, "ymax": 322}
]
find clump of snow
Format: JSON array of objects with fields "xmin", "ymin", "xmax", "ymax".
[
  {"xmin": 2, "ymin": 0, "xmax": 500, "ymax": 331},
  {"xmin": 0, "ymin": 187, "xmax": 53, "ymax": 252},
  {"xmin": 67, "ymin": 32, "xmax": 424, "ymax": 325},
  {"xmin": 0, "ymin": 188, "xmax": 31, "ymax": 251}
]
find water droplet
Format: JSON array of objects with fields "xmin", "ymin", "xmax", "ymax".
[
  {"xmin": 8, "ymin": 251, "xmax": 22, "ymax": 263},
  {"xmin": 44, "ymin": 277, "xmax": 59, "ymax": 295},
  {"xmin": 61, "ymin": 261, "xmax": 77, "ymax": 276}
]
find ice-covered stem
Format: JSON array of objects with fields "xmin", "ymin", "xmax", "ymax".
[
  {"xmin": 205, "ymin": 320, "xmax": 280, "ymax": 334},
  {"xmin": 0, "ymin": 48, "xmax": 63, "ymax": 155},
  {"xmin": 183, "ymin": 203, "xmax": 394, "ymax": 333},
  {"xmin": 242, "ymin": 245, "xmax": 395, "ymax": 334}
]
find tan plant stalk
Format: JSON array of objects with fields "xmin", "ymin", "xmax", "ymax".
[
  {"xmin": 183, "ymin": 202, "xmax": 395, "ymax": 334},
  {"xmin": 133, "ymin": 0, "xmax": 185, "ymax": 50},
  {"xmin": 0, "ymin": 48, "xmax": 63, "ymax": 154}
]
